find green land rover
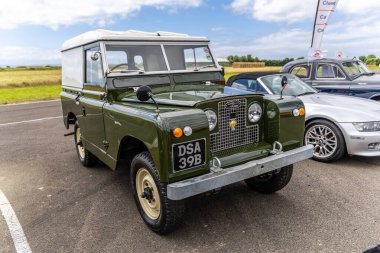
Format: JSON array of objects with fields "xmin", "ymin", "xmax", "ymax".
[{"xmin": 60, "ymin": 29, "xmax": 313, "ymax": 234}]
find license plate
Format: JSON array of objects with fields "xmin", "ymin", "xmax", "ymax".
[{"xmin": 172, "ymin": 139, "xmax": 206, "ymax": 172}]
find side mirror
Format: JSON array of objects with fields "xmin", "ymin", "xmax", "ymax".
[
  {"xmin": 91, "ymin": 52, "xmax": 101, "ymax": 61},
  {"xmin": 280, "ymin": 76, "xmax": 288, "ymax": 99},
  {"xmin": 281, "ymin": 76, "xmax": 288, "ymax": 88},
  {"xmin": 136, "ymin": 86, "xmax": 153, "ymax": 102}
]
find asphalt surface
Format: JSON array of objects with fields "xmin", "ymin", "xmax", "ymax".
[{"xmin": 0, "ymin": 100, "xmax": 379, "ymax": 253}]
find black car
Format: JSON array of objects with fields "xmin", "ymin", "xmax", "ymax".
[{"xmin": 282, "ymin": 58, "xmax": 380, "ymax": 101}]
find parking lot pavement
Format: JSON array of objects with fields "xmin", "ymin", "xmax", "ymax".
[{"xmin": 0, "ymin": 100, "xmax": 379, "ymax": 253}]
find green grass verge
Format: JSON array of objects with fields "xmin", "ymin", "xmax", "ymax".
[{"xmin": 0, "ymin": 85, "xmax": 60, "ymax": 104}]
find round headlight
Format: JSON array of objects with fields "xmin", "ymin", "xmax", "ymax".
[
  {"xmin": 292, "ymin": 108, "xmax": 300, "ymax": 117},
  {"xmin": 205, "ymin": 110, "xmax": 217, "ymax": 131},
  {"xmin": 248, "ymin": 103, "xmax": 262, "ymax": 122},
  {"xmin": 267, "ymin": 109, "xmax": 276, "ymax": 119}
]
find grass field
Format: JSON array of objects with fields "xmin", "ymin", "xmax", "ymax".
[
  {"xmin": 0, "ymin": 67, "xmax": 61, "ymax": 104},
  {"xmin": 0, "ymin": 64, "xmax": 378, "ymax": 104},
  {"xmin": 0, "ymin": 85, "xmax": 61, "ymax": 104},
  {"xmin": 224, "ymin": 66, "xmax": 281, "ymax": 81}
]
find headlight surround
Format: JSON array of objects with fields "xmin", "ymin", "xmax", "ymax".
[
  {"xmin": 353, "ymin": 122, "xmax": 380, "ymax": 132},
  {"xmin": 248, "ymin": 103, "xmax": 262, "ymax": 122},
  {"xmin": 205, "ymin": 110, "xmax": 217, "ymax": 131}
]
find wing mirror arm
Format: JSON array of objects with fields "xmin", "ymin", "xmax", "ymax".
[
  {"xmin": 136, "ymin": 86, "xmax": 160, "ymax": 113},
  {"xmin": 280, "ymin": 76, "xmax": 288, "ymax": 100}
]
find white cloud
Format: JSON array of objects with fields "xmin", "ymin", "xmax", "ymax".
[
  {"xmin": 212, "ymin": 19, "xmax": 380, "ymax": 59},
  {"xmin": 0, "ymin": 0, "xmax": 202, "ymax": 30},
  {"xmin": 230, "ymin": 0, "xmax": 380, "ymax": 23},
  {"xmin": 231, "ymin": 0, "xmax": 315, "ymax": 23},
  {"xmin": 221, "ymin": 0, "xmax": 380, "ymax": 59},
  {"xmin": 0, "ymin": 47, "xmax": 60, "ymax": 66}
]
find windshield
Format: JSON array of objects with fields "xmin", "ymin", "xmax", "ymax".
[
  {"xmin": 259, "ymin": 75, "xmax": 318, "ymax": 96},
  {"xmin": 105, "ymin": 45, "xmax": 168, "ymax": 73},
  {"xmin": 342, "ymin": 61, "xmax": 371, "ymax": 77},
  {"xmin": 164, "ymin": 45, "xmax": 217, "ymax": 71}
]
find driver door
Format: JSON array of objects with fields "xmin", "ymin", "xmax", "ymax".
[{"xmin": 311, "ymin": 63, "xmax": 351, "ymax": 95}]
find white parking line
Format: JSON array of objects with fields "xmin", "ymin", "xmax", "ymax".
[
  {"xmin": 0, "ymin": 116, "xmax": 61, "ymax": 127},
  {"xmin": 0, "ymin": 190, "xmax": 32, "ymax": 253}
]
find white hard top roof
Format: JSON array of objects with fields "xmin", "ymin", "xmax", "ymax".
[{"xmin": 62, "ymin": 29, "xmax": 209, "ymax": 51}]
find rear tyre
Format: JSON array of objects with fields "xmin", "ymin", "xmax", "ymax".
[
  {"xmin": 74, "ymin": 121, "xmax": 97, "ymax": 167},
  {"xmin": 245, "ymin": 165, "xmax": 293, "ymax": 194},
  {"xmin": 305, "ymin": 119, "xmax": 346, "ymax": 162},
  {"xmin": 131, "ymin": 152, "xmax": 185, "ymax": 235}
]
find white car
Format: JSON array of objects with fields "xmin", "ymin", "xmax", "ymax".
[{"xmin": 226, "ymin": 73, "xmax": 380, "ymax": 162}]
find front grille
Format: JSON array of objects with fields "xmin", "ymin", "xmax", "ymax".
[{"xmin": 210, "ymin": 98, "xmax": 259, "ymax": 153}]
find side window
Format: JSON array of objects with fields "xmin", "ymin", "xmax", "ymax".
[
  {"xmin": 256, "ymin": 83, "xmax": 268, "ymax": 93},
  {"xmin": 291, "ymin": 65, "xmax": 311, "ymax": 78},
  {"xmin": 317, "ymin": 64, "xmax": 345, "ymax": 79},
  {"xmin": 134, "ymin": 55, "xmax": 144, "ymax": 71},
  {"xmin": 85, "ymin": 46, "xmax": 104, "ymax": 86}
]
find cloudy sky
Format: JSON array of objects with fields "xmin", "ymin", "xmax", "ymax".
[{"xmin": 0, "ymin": 0, "xmax": 379, "ymax": 66}]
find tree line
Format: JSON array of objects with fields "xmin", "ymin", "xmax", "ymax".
[
  {"xmin": 227, "ymin": 54, "xmax": 380, "ymax": 66},
  {"xmin": 226, "ymin": 55, "xmax": 302, "ymax": 66},
  {"xmin": 359, "ymin": 54, "xmax": 380, "ymax": 66}
]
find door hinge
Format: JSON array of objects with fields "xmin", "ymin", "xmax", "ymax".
[{"xmin": 102, "ymin": 140, "xmax": 109, "ymax": 149}]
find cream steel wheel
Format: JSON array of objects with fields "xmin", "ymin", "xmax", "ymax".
[
  {"xmin": 136, "ymin": 167, "xmax": 161, "ymax": 220},
  {"xmin": 75, "ymin": 127, "xmax": 85, "ymax": 159},
  {"xmin": 74, "ymin": 121, "xmax": 97, "ymax": 167}
]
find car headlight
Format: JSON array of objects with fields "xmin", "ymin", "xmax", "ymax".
[
  {"xmin": 248, "ymin": 103, "xmax": 262, "ymax": 122},
  {"xmin": 353, "ymin": 122, "xmax": 380, "ymax": 132},
  {"xmin": 205, "ymin": 110, "xmax": 217, "ymax": 131},
  {"xmin": 267, "ymin": 109, "xmax": 277, "ymax": 119}
]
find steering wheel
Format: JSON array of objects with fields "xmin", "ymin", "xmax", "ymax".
[{"xmin": 110, "ymin": 63, "xmax": 129, "ymax": 71}]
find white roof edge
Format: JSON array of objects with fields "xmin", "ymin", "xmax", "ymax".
[{"xmin": 62, "ymin": 29, "xmax": 209, "ymax": 51}]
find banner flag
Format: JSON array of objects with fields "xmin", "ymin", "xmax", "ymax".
[{"xmin": 309, "ymin": 0, "xmax": 339, "ymax": 59}]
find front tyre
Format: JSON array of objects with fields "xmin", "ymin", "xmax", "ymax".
[
  {"xmin": 131, "ymin": 152, "xmax": 184, "ymax": 235},
  {"xmin": 244, "ymin": 165, "xmax": 293, "ymax": 194},
  {"xmin": 304, "ymin": 119, "xmax": 346, "ymax": 162},
  {"xmin": 74, "ymin": 121, "xmax": 97, "ymax": 167}
]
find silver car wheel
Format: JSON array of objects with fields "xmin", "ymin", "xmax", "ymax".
[{"xmin": 305, "ymin": 124, "xmax": 337, "ymax": 159}]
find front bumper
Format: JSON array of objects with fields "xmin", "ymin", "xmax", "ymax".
[
  {"xmin": 167, "ymin": 144, "xmax": 314, "ymax": 200},
  {"xmin": 339, "ymin": 123, "xmax": 380, "ymax": 156}
]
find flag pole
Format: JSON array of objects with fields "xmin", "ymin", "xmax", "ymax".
[{"xmin": 310, "ymin": 0, "xmax": 321, "ymax": 48}]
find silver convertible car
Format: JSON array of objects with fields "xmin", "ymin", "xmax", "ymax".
[{"xmin": 225, "ymin": 72, "xmax": 380, "ymax": 162}]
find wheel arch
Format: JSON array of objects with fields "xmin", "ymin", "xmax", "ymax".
[
  {"xmin": 305, "ymin": 116, "xmax": 348, "ymax": 151},
  {"xmin": 369, "ymin": 94, "xmax": 380, "ymax": 101},
  {"xmin": 117, "ymin": 135, "xmax": 150, "ymax": 170},
  {"xmin": 65, "ymin": 112, "xmax": 77, "ymax": 129}
]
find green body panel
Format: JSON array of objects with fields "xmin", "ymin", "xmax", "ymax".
[{"xmin": 61, "ymin": 75, "xmax": 306, "ymax": 183}]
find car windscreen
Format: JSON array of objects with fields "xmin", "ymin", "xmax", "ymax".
[
  {"xmin": 105, "ymin": 45, "xmax": 168, "ymax": 73},
  {"xmin": 342, "ymin": 61, "xmax": 371, "ymax": 77},
  {"xmin": 259, "ymin": 75, "xmax": 318, "ymax": 96},
  {"xmin": 164, "ymin": 45, "xmax": 217, "ymax": 71}
]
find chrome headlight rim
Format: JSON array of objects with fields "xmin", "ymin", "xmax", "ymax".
[
  {"xmin": 248, "ymin": 102, "xmax": 262, "ymax": 123},
  {"xmin": 353, "ymin": 122, "xmax": 380, "ymax": 132},
  {"xmin": 205, "ymin": 110, "xmax": 217, "ymax": 131}
]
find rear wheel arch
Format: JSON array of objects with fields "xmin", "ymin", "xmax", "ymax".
[
  {"xmin": 66, "ymin": 112, "xmax": 77, "ymax": 129},
  {"xmin": 370, "ymin": 95, "xmax": 380, "ymax": 101}
]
